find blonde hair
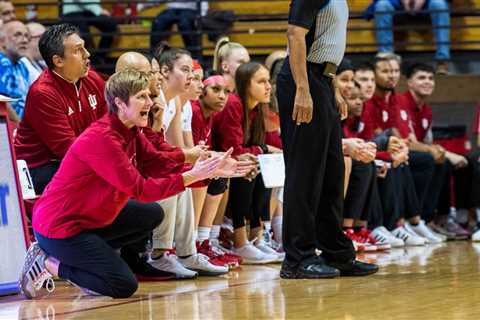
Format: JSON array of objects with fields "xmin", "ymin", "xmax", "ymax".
[
  {"xmin": 105, "ymin": 69, "xmax": 150, "ymax": 114},
  {"xmin": 213, "ymin": 36, "xmax": 247, "ymax": 73}
]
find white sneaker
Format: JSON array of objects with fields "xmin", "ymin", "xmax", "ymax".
[
  {"xmin": 392, "ymin": 226, "xmax": 426, "ymax": 246},
  {"xmin": 148, "ymin": 252, "xmax": 198, "ymax": 279},
  {"xmin": 472, "ymin": 229, "xmax": 480, "ymax": 242},
  {"xmin": 233, "ymin": 243, "xmax": 278, "ymax": 264},
  {"xmin": 19, "ymin": 242, "xmax": 55, "ymax": 299},
  {"xmin": 405, "ymin": 221, "xmax": 443, "ymax": 244},
  {"xmin": 254, "ymin": 239, "xmax": 285, "ymax": 262},
  {"xmin": 372, "ymin": 226, "xmax": 404, "ymax": 248},
  {"xmin": 178, "ymin": 253, "xmax": 229, "ymax": 276}
]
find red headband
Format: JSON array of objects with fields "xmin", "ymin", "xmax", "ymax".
[
  {"xmin": 193, "ymin": 60, "xmax": 203, "ymax": 71},
  {"xmin": 203, "ymin": 75, "xmax": 226, "ymax": 87}
]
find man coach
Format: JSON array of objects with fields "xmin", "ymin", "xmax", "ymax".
[{"xmin": 277, "ymin": 0, "xmax": 378, "ymax": 279}]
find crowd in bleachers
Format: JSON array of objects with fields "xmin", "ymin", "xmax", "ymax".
[{"xmin": 1, "ymin": 0, "xmax": 480, "ymax": 300}]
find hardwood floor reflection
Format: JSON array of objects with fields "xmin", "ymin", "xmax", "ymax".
[{"xmin": 3, "ymin": 242, "xmax": 480, "ymax": 320}]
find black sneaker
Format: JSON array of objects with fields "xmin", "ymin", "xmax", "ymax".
[
  {"xmin": 327, "ymin": 260, "xmax": 379, "ymax": 277},
  {"xmin": 280, "ymin": 256, "xmax": 340, "ymax": 279}
]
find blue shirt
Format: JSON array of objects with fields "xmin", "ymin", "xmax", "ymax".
[{"xmin": 0, "ymin": 52, "xmax": 30, "ymax": 119}]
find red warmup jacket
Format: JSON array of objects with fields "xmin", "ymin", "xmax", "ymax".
[
  {"xmin": 212, "ymin": 94, "xmax": 264, "ymax": 156},
  {"xmin": 14, "ymin": 69, "xmax": 107, "ymax": 169},
  {"xmin": 397, "ymin": 91, "xmax": 432, "ymax": 142},
  {"xmin": 142, "ymin": 126, "xmax": 185, "ymax": 163},
  {"xmin": 33, "ymin": 114, "xmax": 186, "ymax": 239},
  {"xmin": 191, "ymin": 100, "xmax": 214, "ymax": 146}
]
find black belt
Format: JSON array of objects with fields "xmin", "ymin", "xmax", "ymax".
[{"xmin": 308, "ymin": 62, "xmax": 338, "ymax": 79}]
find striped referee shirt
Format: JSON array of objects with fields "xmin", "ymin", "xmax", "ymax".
[{"xmin": 288, "ymin": 0, "xmax": 349, "ymax": 66}]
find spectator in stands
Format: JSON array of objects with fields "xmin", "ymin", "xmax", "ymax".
[
  {"xmin": 19, "ymin": 68, "xmax": 238, "ymax": 299},
  {"xmin": 0, "ymin": 20, "xmax": 30, "ymax": 119},
  {"xmin": 20, "ymin": 22, "xmax": 47, "ymax": 85},
  {"xmin": 367, "ymin": 0, "xmax": 450, "ymax": 74},
  {"xmin": 150, "ymin": 1, "xmax": 208, "ymax": 59},
  {"xmin": 62, "ymin": 0, "xmax": 118, "ymax": 64},
  {"xmin": 0, "ymin": 1, "xmax": 16, "ymax": 23},
  {"xmin": 14, "ymin": 24, "xmax": 107, "ymax": 195}
]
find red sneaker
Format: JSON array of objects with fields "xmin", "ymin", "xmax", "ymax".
[
  {"xmin": 208, "ymin": 239, "xmax": 243, "ymax": 268},
  {"xmin": 196, "ymin": 240, "xmax": 229, "ymax": 268},
  {"xmin": 356, "ymin": 228, "xmax": 391, "ymax": 251},
  {"xmin": 344, "ymin": 229, "xmax": 377, "ymax": 252}
]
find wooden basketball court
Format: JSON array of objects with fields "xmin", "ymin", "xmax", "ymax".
[{"xmin": 2, "ymin": 241, "xmax": 480, "ymax": 319}]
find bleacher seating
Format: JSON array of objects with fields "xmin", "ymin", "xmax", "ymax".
[{"xmin": 9, "ymin": 0, "xmax": 480, "ymax": 56}]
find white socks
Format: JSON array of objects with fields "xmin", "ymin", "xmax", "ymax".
[
  {"xmin": 210, "ymin": 225, "xmax": 220, "ymax": 240},
  {"xmin": 197, "ymin": 226, "xmax": 211, "ymax": 242}
]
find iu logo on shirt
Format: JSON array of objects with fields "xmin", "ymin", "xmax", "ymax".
[
  {"xmin": 88, "ymin": 94, "xmax": 97, "ymax": 110},
  {"xmin": 382, "ymin": 110, "xmax": 389, "ymax": 123}
]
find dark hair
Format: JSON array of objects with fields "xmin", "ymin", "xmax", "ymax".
[
  {"xmin": 235, "ymin": 62, "xmax": 267, "ymax": 146},
  {"xmin": 405, "ymin": 62, "xmax": 435, "ymax": 79},
  {"xmin": 153, "ymin": 42, "xmax": 191, "ymax": 71},
  {"xmin": 39, "ymin": 23, "xmax": 79, "ymax": 70},
  {"xmin": 353, "ymin": 80, "xmax": 361, "ymax": 89},
  {"xmin": 355, "ymin": 61, "xmax": 375, "ymax": 73},
  {"xmin": 336, "ymin": 58, "xmax": 354, "ymax": 75}
]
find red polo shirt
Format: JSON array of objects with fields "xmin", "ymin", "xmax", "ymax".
[
  {"xmin": 33, "ymin": 114, "xmax": 186, "ymax": 239},
  {"xmin": 360, "ymin": 92, "xmax": 409, "ymax": 140},
  {"xmin": 212, "ymin": 94, "xmax": 264, "ymax": 156},
  {"xmin": 342, "ymin": 116, "xmax": 365, "ymax": 139},
  {"xmin": 397, "ymin": 91, "xmax": 432, "ymax": 142},
  {"xmin": 14, "ymin": 69, "xmax": 107, "ymax": 169}
]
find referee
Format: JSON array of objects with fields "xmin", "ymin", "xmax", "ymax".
[{"xmin": 277, "ymin": 0, "xmax": 378, "ymax": 278}]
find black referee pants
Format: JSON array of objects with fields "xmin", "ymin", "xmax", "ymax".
[{"xmin": 277, "ymin": 60, "xmax": 355, "ymax": 266}]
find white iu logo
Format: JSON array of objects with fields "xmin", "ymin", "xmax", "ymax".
[{"xmin": 88, "ymin": 94, "xmax": 97, "ymax": 109}]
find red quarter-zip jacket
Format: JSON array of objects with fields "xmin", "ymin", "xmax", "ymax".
[
  {"xmin": 212, "ymin": 94, "xmax": 264, "ymax": 156},
  {"xmin": 32, "ymin": 114, "xmax": 186, "ymax": 239},
  {"xmin": 14, "ymin": 69, "xmax": 107, "ymax": 169}
]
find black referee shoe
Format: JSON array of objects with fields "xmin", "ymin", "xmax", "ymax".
[
  {"xmin": 327, "ymin": 260, "xmax": 379, "ymax": 277},
  {"xmin": 280, "ymin": 256, "xmax": 340, "ymax": 279}
]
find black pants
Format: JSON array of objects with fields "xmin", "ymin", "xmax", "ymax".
[
  {"xmin": 30, "ymin": 162, "xmax": 60, "ymax": 195},
  {"xmin": 229, "ymin": 176, "xmax": 271, "ymax": 230},
  {"xmin": 35, "ymin": 200, "xmax": 163, "ymax": 298},
  {"xmin": 422, "ymin": 161, "xmax": 450, "ymax": 222},
  {"xmin": 277, "ymin": 60, "xmax": 355, "ymax": 265},
  {"xmin": 378, "ymin": 166, "xmax": 420, "ymax": 230},
  {"xmin": 408, "ymin": 151, "xmax": 436, "ymax": 210},
  {"xmin": 63, "ymin": 11, "xmax": 118, "ymax": 60},
  {"xmin": 150, "ymin": 9, "xmax": 201, "ymax": 59},
  {"xmin": 344, "ymin": 161, "xmax": 376, "ymax": 221}
]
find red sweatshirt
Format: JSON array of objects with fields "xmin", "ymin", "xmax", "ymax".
[
  {"xmin": 212, "ymin": 94, "xmax": 264, "ymax": 156},
  {"xmin": 14, "ymin": 69, "xmax": 107, "ymax": 169},
  {"xmin": 33, "ymin": 114, "xmax": 186, "ymax": 239},
  {"xmin": 191, "ymin": 100, "xmax": 214, "ymax": 146},
  {"xmin": 142, "ymin": 126, "xmax": 185, "ymax": 163}
]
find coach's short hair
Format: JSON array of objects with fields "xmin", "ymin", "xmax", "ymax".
[
  {"xmin": 105, "ymin": 69, "xmax": 150, "ymax": 114},
  {"xmin": 39, "ymin": 23, "xmax": 79, "ymax": 69}
]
